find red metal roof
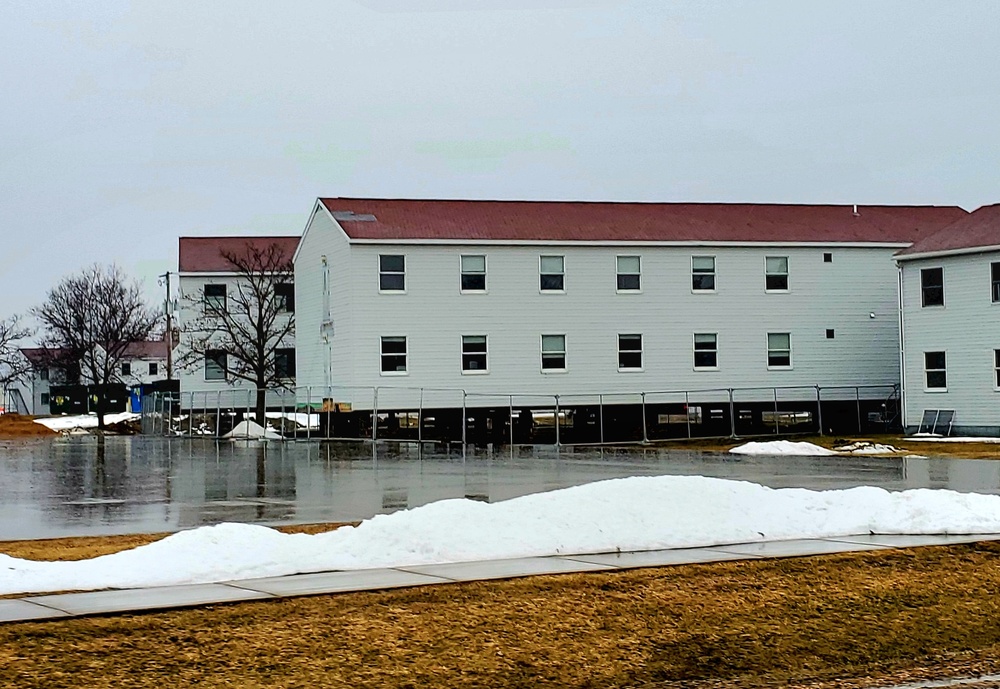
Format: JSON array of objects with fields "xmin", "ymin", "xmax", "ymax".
[
  {"xmin": 123, "ymin": 341, "xmax": 169, "ymax": 360},
  {"xmin": 318, "ymin": 199, "xmax": 967, "ymax": 244},
  {"xmin": 178, "ymin": 236, "xmax": 300, "ymax": 272},
  {"xmin": 19, "ymin": 348, "xmax": 69, "ymax": 367},
  {"xmin": 896, "ymin": 204, "xmax": 1000, "ymax": 258}
]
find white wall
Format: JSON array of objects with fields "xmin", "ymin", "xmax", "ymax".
[
  {"xmin": 900, "ymin": 249, "xmax": 1000, "ymax": 433},
  {"xmin": 296, "ymin": 223, "xmax": 905, "ymax": 410}
]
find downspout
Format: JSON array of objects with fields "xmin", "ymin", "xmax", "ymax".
[{"xmin": 897, "ymin": 262, "xmax": 906, "ymax": 432}]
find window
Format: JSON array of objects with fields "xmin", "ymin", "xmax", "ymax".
[
  {"xmin": 924, "ymin": 351, "xmax": 947, "ymax": 390},
  {"xmin": 541, "ymin": 334, "xmax": 566, "ymax": 371},
  {"xmin": 921, "ymin": 267, "xmax": 944, "ymax": 307},
  {"xmin": 380, "ymin": 336, "xmax": 407, "ymax": 373},
  {"xmin": 39, "ymin": 368, "xmax": 49, "ymax": 381},
  {"xmin": 40, "ymin": 393, "xmax": 50, "ymax": 406},
  {"xmin": 275, "ymin": 282, "xmax": 295, "ymax": 313},
  {"xmin": 995, "ymin": 350, "xmax": 1000, "ymax": 389},
  {"xmin": 824, "ymin": 252, "xmax": 833, "ymax": 263},
  {"xmin": 992, "ymin": 263, "xmax": 1000, "ymax": 303},
  {"xmin": 765, "ymin": 256, "xmax": 789, "ymax": 291},
  {"xmin": 121, "ymin": 362, "xmax": 131, "ymax": 377},
  {"xmin": 694, "ymin": 333, "xmax": 718, "ymax": 369},
  {"xmin": 149, "ymin": 362, "xmax": 158, "ymax": 376},
  {"xmin": 275, "ymin": 348, "xmax": 296, "ymax": 378},
  {"xmin": 826, "ymin": 329, "xmax": 835, "ymax": 339},
  {"xmin": 462, "ymin": 335, "xmax": 488, "ymax": 372},
  {"xmin": 460, "ymin": 255, "xmax": 487, "ymax": 291},
  {"xmin": 205, "ymin": 350, "xmax": 227, "ymax": 381},
  {"xmin": 616, "ymin": 256, "xmax": 641, "ymax": 291},
  {"xmin": 540, "ymin": 256, "xmax": 565, "ymax": 291},
  {"xmin": 204, "ymin": 284, "xmax": 226, "ymax": 313},
  {"xmin": 692, "ymin": 256, "xmax": 716, "ymax": 291},
  {"xmin": 618, "ymin": 334, "xmax": 642, "ymax": 370},
  {"xmin": 379, "ymin": 255, "xmax": 405, "ymax": 291},
  {"xmin": 767, "ymin": 333, "xmax": 791, "ymax": 368}
]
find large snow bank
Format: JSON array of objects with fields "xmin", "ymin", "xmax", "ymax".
[
  {"xmin": 730, "ymin": 441, "xmax": 837, "ymax": 456},
  {"xmin": 3, "ymin": 475, "xmax": 1000, "ymax": 596},
  {"xmin": 224, "ymin": 420, "xmax": 283, "ymax": 440},
  {"xmin": 34, "ymin": 412, "xmax": 140, "ymax": 431}
]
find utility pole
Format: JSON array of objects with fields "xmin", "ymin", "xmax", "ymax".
[{"xmin": 159, "ymin": 271, "xmax": 174, "ymax": 380}]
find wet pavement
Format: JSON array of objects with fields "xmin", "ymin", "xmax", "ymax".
[{"xmin": 2, "ymin": 436, "xmax": 1000, "ymax": 540}]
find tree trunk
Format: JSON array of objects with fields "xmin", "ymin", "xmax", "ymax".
[
  {"xmin": 255, "ymin": 386, "xmax": 267, "ymax": 428},
  {"xmin": 96, "ymin": 388, "xmax": 106, "ymax": 430}
]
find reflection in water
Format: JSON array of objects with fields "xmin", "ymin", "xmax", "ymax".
[{"xmin": 0, "ymin": 436, "xmax": 998, "ymax": 540}]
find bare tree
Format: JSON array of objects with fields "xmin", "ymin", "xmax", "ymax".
[
  {"xmin": 0, "ymin": 315, "xmax": 33, "ymax": 387},
  {"xmin": 34, "ymin": 265, "xmax": 161, "ymax": 429},
  {"xmin": 176, "ymin": 241, "xmax": 296, "ymax": 427}
]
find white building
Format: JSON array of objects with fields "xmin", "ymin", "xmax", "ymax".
[
  {"xmin": 293, "ymin": 198, "xmax": 966, "ymax": 438},
  {"xmin": 176, "ymin": 236, "xmax": 299, "ymax": 408},
  {"xmin": 896, "ymin": 204, "xmax": 1000, "ymax": 436},
  {"xmin": 17, "ymin": 348, "xmax": 69, "ymax": 415}
]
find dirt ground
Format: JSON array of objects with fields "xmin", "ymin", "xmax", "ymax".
[
  {"xmin": 0, "ymin": 414, "xmax": 55, "ymax": 438},
  {"xmin": 4, "ymin": 543, "xmax": 1000, "ymax": 688}
]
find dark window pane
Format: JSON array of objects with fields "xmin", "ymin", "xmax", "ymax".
[
  {"xmin": 926, "ymin": 370, "xmax": 947, "ymax": 389},
  {"xmin": 381, "ymin": 355, "xmax": 407, "ymax": 372},
  {"xmin": 381, "ymin": 337, "xmax": 407, "ymax": 354},
  {"xmin": 380, "ymin": 255, "xmax": 405, "ymax": 272},
  {"xmin": 692, "ymin": 274, "xmax": 715, "ymax": 291},
  {"xmin": 921, "ymin": 268, "xmax": 944, "ymax": 306},
  {"xmin": 205, "ymin": 351, "xmax": 227, "ymax": 380},
  {"xmin": 540, "ymin": 274, "xmax": 564, "ymax": 291},
  {"xmin": 992, "ymin": 263, "xmax": 1000, "ymax": 302},
  {"xmin": 149, "ymin": 362, "xmax": 158, "ymax": 375},
  {"xmin": 380, "ymin": 273, "xmax": 405, "ymax": 291},
  {"xmin": 617, "ymin": 274, "xmax": 640, "ymax": 291},
  {"xmin": 924, "ymin": 351, "xmax": 946, "ymax": 370},
  {"xmin": 619, "ymin": 351, "xmax": 642, "ymax": 369},
  {"xmin": 463, "ymin": 354, "xmax": 487, "ymax": 370},
  {"xmin": 768, "ymin": 352, "xmax": 791, "ymax": 367},
  {"xmin": 275, "ymin": 348, "xmax": 296, "ymax": 378},
  {"xmin": 765, "ymin": 274, "xmax": 789, "ymax": 290},
  {"xmin": 541, "ymin": 354, "xmax": 565, "ymax": 369},
  {"xmin": 694, "ymin": 351, "xmax": 717, "ymax": 368},
  {"xmin": 824, "ymin": 253, "xmax": 833, "ymax": 263},
  {"xmin": 275, "ymin": 283, "xmax": 295, "ymax": 312},
  {"xmin": 461, "ymin": 274, "xmax": 486, "ymax": 291}
]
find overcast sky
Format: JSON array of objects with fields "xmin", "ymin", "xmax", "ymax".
[{"xmin": 2, "ymin": 0, "xmax": 999, "ymax": 321}]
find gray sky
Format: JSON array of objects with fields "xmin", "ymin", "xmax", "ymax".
[{"xmin": 2, "ymin": 0, "xmax": 999, "ymax": 322}]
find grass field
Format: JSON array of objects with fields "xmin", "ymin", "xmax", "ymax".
[{"xmin": 4, "ymin": 537, "xmax": 1000, "ymax": 687}]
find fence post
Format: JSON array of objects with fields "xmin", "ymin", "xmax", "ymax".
[
  {"xmin": 728, "ymin": 388, "xmax": 736, "ymax": 439},
  {"xmin": 461, "ymin": 391, "xmax": 467, "ymax": 447},
  {"xmin": 418, "ymin": 388, "xmax": 424, "ymax": 446},
  {"xmin": 856, "ymin": 386, "xmax": 862, "ymax": 434},
  {"xmin": 816, "ymin": 385, "xmax": 824, "ymax": 436},
  {"xmin": 306, "ymin": 387, "xmax": 312, "ymax": 442},
  {"xmin": 641, "ymin": 392, "xmax": 648, "ymax": 443},
  {"xmin": 509, "ymin": 394, "xmax": 514, "ymax": 448},
  {"xmin": 773, "ymin": 387, "xmax": 779, "ymax": 435},
  {"xmin": 599, "ymin": 393, "xmax": 605, "ymax": 445},
  {"xmin": 685, "ymin": 391, "xmax": 692, "ymax": 439},
  {"xmin": 372, "ymin": 387, "xmax": 379, "ymax": 445},
  {"xmin": 554, "ymin": 395, "xmax": 561, "ymax": 447}
]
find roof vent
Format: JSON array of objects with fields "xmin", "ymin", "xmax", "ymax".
[
  {"xmin": 852, "ymin": 204, "xmax": 860, "ymax": 217},
  {"xmin": 332, "ymin": 211, "xmax": 377, "ymax": 222}
]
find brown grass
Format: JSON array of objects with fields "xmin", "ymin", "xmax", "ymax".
[
  {"xmin": 0, "ymin": 414, "xmax": 55, "ymax": 438},
  {"xmin": 4, "ymin": 544, "xmax": 1000, "ymax": 687}
]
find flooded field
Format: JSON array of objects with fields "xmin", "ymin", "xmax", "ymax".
[{"xmin": 1, "ymin": 436, "xmax": 999, "ymax": 540}]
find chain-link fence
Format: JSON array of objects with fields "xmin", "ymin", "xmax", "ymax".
[{"xmin": 141, "ymin": 382, "xmax": 900, "ymax": 446}]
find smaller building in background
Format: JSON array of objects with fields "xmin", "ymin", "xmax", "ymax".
[
  {"xmin": 18, "ymin": 348, "xmax": 72, "ymax": 415},
  {"xmin": 897, "ymin": 204, "xmax": 1000, "ymax": 436}
]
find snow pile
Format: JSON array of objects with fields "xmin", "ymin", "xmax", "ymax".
[
  {"xmin": 243, "ymin": 411, "xmax": 320, "ymax": 429},
  {"xmin": 910, "ymin": 436, "xmax": 1000, "ymax": 444},
  {"xmin": 730, "ymin": 440, "xmax": 837, "ymax": 456},
  {"xmin": 833, "ymin": 441, "xmax": 902, "ymax": 455},
  {"xmin": 223, "ymin": 420, "xmax": 283, "ymax": 440},
  {"xmin": 34, "ymin": 412, "xmax": 140, "ymax": 431},
  {"xmin": 3, "ymin": 475, "xmax": 1000, "ymax": 596}
]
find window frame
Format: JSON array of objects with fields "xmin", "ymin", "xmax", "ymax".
[
  {"xmin": 766, "ymin": 332, "xmax": 792, "ymax": 369},
  {"xmin": 764, "ymin": 256, "xmax": 789, "ymax": 292},
  {"xmin": 995, "ymin": 349, "xmax": 1000, "ymax": 391},
  {"xmin": 203, "ymin": 283, "xmax": 227, "ymax": 314},
  {"xmin": 540, "ymin": 334, "xmax": 567, "ymax": 372},
  {"xmin": 461, "ymin": 335, "xmax": 489, "ymax": 374},
  {"xmin": 378, "ymin": 254, "xmax": 406, "ymax": 293},
  {"xmin": 616, "ymin": 255, "xmax": 641, "ymax": 293},
  {"xmin": 691, "ymin": 255, "xmax": 717, "ymax": 293},
  {"xmin": 460, "ymin": 254, "xmax": 487, "ymax": 293},
  {"xmin": 539, "ymin": 255, "xmax": 566, "ymax": 293},
  {"xmin": 149, "ymin": 362, "xmax": 159, "ymax": 376},
  {"xmin": 275, "ymin": 282, "xmax": 295, "ymax": 313},
  {"xmin": 992, "ymin": 262, "xmax": 1000, "ymax": 304},
  {"xmin": 617, "ymin": 333, "xmax": 643, "ymax": 371},
  {"xmin": 120, "ymin": 362, "xmax": 132, "ymax": 377},
  {"xmin": 380, "ymin": 336, "xmax": 408, "ymax": 375},
  {"xmin": 920, "ymin": 267, "xmax": 944, "ymax": 307},
  {"xmin": 924, "ymin": 350, "xmax": 947, "ymax": 391},
  {"xmin": 205, "ymin": 350, "xmax": 227, "ymax": 381},
  {"xmin": 693, "ymin": 333, "xmax": 719, "ymax": 370},
  {"xmin": 274, "ymin": 347, "xmax": 296, "ymax": 379}
]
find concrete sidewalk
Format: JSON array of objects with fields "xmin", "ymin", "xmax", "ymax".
[{"xmin": 2, "ymin": 533, "xmax": 998, "ymax": 624}]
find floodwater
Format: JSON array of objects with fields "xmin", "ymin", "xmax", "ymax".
[{"xmin": 1, "ymin": 436, "xmax": 999, "ymax": 540}]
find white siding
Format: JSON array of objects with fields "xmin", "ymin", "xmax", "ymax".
[
  {"xmin": 900, "ymin": 250, "xmax": 1000, "ymax": 433},
  {"xmin": 297, "ymin": 238, "xmax": 904, "ymax": 409}
]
